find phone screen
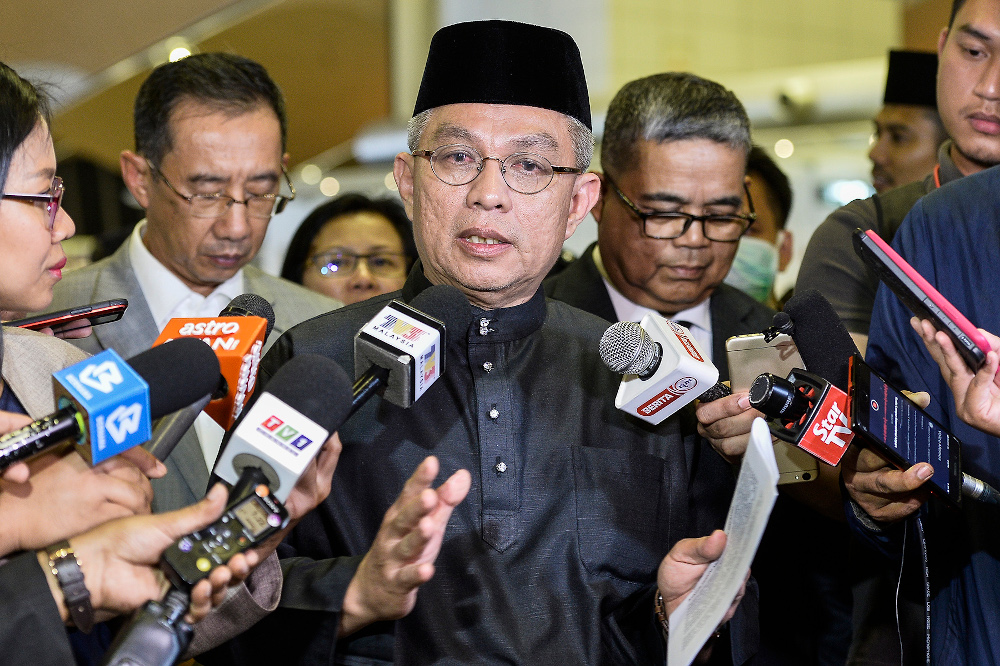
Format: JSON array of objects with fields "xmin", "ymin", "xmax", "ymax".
[{"xmin": 850, "ymin": 356, "xmax": 961, "ymax": 507}]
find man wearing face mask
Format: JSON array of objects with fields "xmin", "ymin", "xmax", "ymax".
[{"xmin": 723, "ymin": 146, "xmax": 793, "ymax": 309}]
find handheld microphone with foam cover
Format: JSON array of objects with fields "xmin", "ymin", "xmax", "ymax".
[
  {"xmin": 213, "ymin": 354, "xmax": 354, "ymax": 502},
  {"xmin": 0, "ymin": 338, "xmax": 220, "ymax": 469},
  {"xmin": 747, "ymin": 290, "xmax": 861, "ymax": 465},
  {"xmin": 781, "ymin": 289, "xmax": 858, "ymax": 392},
  {"xmin": 600, "ymin": 315, "xmax": 722, "ymax": 425},
  {"xmin": 153, "ymin": 294, "xmax": 274, "ymax": 430},
  {"xmin": 351, "ymin": 284, "xmax": 470, "ymax": 415}
]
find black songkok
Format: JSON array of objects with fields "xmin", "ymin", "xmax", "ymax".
[
  {"xmin": 883, "ymin": 49, "xmax": 938, "ymax": 108},
  {"xmin": 412, "ymin": 20, "xmax": 592, "ymax": 130}
]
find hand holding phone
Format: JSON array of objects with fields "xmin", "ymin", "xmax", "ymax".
[
  {"xmin": 847, "ymin": 355, "xmax": 962, "ymax": 509},
  {"xmin": 853, "ymin": 229, "xmax": 989, "ymax": 370},
  {"xmin": 911, "ymin": 317, "xmax": 1000, "ymax": 438}
]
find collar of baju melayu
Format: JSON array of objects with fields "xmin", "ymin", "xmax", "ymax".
[{"xmin": 400, "ymin": 259, "xmax": 547, "ymax": 344}]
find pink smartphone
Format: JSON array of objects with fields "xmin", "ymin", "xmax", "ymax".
[{"xmin": 853, "ymin": 228, "xmax": 989, "ymax": 370}]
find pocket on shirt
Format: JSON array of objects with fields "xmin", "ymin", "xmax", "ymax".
[{"xmin": 572, "ymin": 445, "xmax": 672, "ymax": 582}]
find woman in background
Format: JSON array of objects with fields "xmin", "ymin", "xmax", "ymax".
[
  {"xmin": 0, "ymin": 61, "xmax": 245, "ymax": 664},
  {"xmin": 282, "ymin": 193, "xmax": 416, "ymax": 305}
]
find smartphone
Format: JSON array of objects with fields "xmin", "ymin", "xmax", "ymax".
[
  {"xmin": 727, "ymin": 332, "xmax": 818, "ymax": 484},
  {"xmin": 848, "ymin": 355, "xmax": 962, "ymax": 509},
  {"xmin": 5, "ymin": 298, "xmax": 128, "ymax": 334},
  {"xmin": 852, "ymin": 228, "xmax": 989, "ymax": 370}
]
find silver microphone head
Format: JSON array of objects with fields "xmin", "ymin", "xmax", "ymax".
[{"xmin": 599, "ymin": 321, "xmax": 661, "ymax": 376}]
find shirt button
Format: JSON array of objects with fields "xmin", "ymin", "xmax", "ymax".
[
  {"xmin": 489, "ymin": 407, "xmax": 500, "ymax": 419},
  {"xmin": 483, "ymin": 361, "xmax": 493, "ymax": 372},
  {"xmin": 495, "ymin": 461, "xmax": 507, "ymax": 474}
]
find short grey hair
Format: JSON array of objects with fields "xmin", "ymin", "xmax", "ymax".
[
  {"xmin": 407, "ymin": 107, "xmax": 594, "ymax": 171},
  {"xmin": 601, "ymin": 72, "xmax": 751, "ymax": 177}
]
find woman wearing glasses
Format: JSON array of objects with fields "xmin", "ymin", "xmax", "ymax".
[
  {"xmin": 0, "ymin": 62, "xmax": 247, "ymax": 662},
  {"xmin": 281, "ymin": 193, "xmax": 416, "ymax": 305}
]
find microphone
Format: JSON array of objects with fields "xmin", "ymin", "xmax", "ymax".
[
  {"xmin": 747, "ymin": 289, "xmax": 862, "ymax": 466},
  {"xmin": 0, "ymin": 338, "xmax": 220, "ymax": 469},
  {"xmin": 599, "ymin": 315, "xmax": 723, "ymax": 425},
  {"xmin": 351, "ymin": 285, "xmax": 470, "ymax": 415},
  {"xmin": 748, "ymin": 370, "xmax": 853, "ymax": 466},
  {"xmin": 755, "ymin": 291, "xmax": 1000, "ymax": 504},
  {"xmin": 153, "ymin": 294, "xmax": 274, "ymax": 430},
  {"xmin": 213, "ymin": 353, "xmax": 354, "ymax": 502}
]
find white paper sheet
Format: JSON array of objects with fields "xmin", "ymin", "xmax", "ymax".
[{"xmin": 668, "ymin": 417, "xmax": 780, "ymax": 665}]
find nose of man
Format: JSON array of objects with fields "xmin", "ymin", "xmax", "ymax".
[{"xmin": 466, "ymin": 159, "xmax": 512, "ymax": 212}]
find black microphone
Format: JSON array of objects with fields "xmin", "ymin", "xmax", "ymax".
[
  {"xmin": 213, "ymin": 353, "xmax": 354, "ymax": 501},
  {"xmin": 351, "ymin": 285, "xmax": 470, "ymax": 415},
  {"xmin": 0, "ymin": 338, "xmax": 220, "ymax": 470},
  {"xmin": 219, "ymin": 293, "xmax": 276, "ymax": 340},
  {"xmin": 599, "ymin": 317, "xmax": 727, "ymax": 425}
]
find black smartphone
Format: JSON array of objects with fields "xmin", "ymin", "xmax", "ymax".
[
  {"xmin": 852, "ymin": 228, "xmax": 988, "ymax": 370},
  {"xmin": 848, "ymin": 355, "xmax": 962, "ymax": 509},
  {"xmin": 5, "ymin": 298, "xmax": 128, "ymax": 333}
]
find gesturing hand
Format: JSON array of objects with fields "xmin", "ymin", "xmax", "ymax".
[{"xmin": 339, "ymin": 456, "xmax": 471, "ymax": 636}]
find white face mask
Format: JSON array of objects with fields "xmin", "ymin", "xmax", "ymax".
[{"xmin": 723, "ymin": 235, "xmax": 779, "ymax": 302}]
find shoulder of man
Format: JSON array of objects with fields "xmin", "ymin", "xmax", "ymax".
[
  {"xmin": 872, "ymin": 179, "xmax": 933, "ymax": 243},
  {"xmin": 711, "ymin": 284, "xmax": 775, "ymax": 333},
  {"xmin": 241, "ymin": 266, "xmax": 342, "ymax": 341}
]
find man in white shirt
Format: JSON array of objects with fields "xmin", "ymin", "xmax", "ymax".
[{"xmin": 47, "ymin": 53, "xmax": 340, "ymax": 512}]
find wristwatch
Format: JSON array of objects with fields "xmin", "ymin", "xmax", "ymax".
[
  {"xmin": 654, "ymin": 589, "xmax": 669, "ymax": 642},
  {"xmin": 45, "ymin": 540, "xmax": 94, "ymax": 633}
]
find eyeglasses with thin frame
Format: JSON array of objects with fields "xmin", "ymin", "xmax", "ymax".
[
  {"xmin": 308, "ymin": 249, "xmax": 410, "ymax": 278},
  {"xmin": 146, "ymin": 160, "xmax": 296, "ymax": 220},
  {"xmin": 606, "ymin": 175, "xmax": 756, "ymax": 243},
  {"xmin": 412, "ymin": 144, "xmax": 582, "ymax": 194},
  {"xmin": 1, "ymin": 176, "xmax": 64, "ymax": 230}
]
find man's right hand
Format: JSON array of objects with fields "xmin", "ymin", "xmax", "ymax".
[
  {"xmin": 0, "ymin": 446, "xmax": 166, "ymax": 556},
  {"xmin": 339, "ymin": 456, "xmax": 471, "ymax": 636},
  {"xmin": 841, "ymin": 443, "xmax": 931, "ymax": 523}
]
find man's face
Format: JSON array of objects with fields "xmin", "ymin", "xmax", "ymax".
[
  {"xmin": 868, "ymin": 104, "xmax": 943, "ymax": 192},
  {"xmin": 124, "ymin": 100, "xmax": 285, "ymax": 296},
  {"xmin": 595, "ymin": 138, "xmax": 746, "ymax": 315},
  {"xmin": 394, "ymin": 103, "xmax": 599, "ymax": 309},
  {"xmin": 937, "ymin": 0, "xmax": 1000, "ymax": 174}
]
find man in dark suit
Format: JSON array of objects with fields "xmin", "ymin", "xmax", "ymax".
[
  {"xmin": 546, "ymin": 72, "xmax": 856, "ymax": 664},
  {"xmin": 544, "ymin": 72, "xmax": 773, "ymax": 381}
]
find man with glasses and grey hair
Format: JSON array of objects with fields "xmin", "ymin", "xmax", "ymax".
[
  {"xmin": 205, "ymin": 21, "xmax": 757, "ymax": 666},
  {"xmin": 46, "ymin": 53, "xmax": 340, "ymax": 513},
  {"xmin": 547, "ymin": 72, "xmax": 853, "ymax": 664}
]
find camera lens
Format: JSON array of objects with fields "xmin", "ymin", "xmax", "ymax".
[{"xmin": 749, "ymin": 373, "xmax": 810, "ymax": 421}]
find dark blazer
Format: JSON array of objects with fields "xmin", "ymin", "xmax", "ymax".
[
  {"xmin": 546, "ymin": 243, "xmax": 774, "ymax": 663},
  {"xmin": 543, "ymin": 243, "xmax": 776, "ymax": 380}
]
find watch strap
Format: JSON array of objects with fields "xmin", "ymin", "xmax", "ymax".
[
  {"xmin": 45, "ymin": 540, "xmax": 94, "ymax": 633},
  {"xmin": 654, "ymin": 589, "xmax": 669, "ymax": 642}
]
